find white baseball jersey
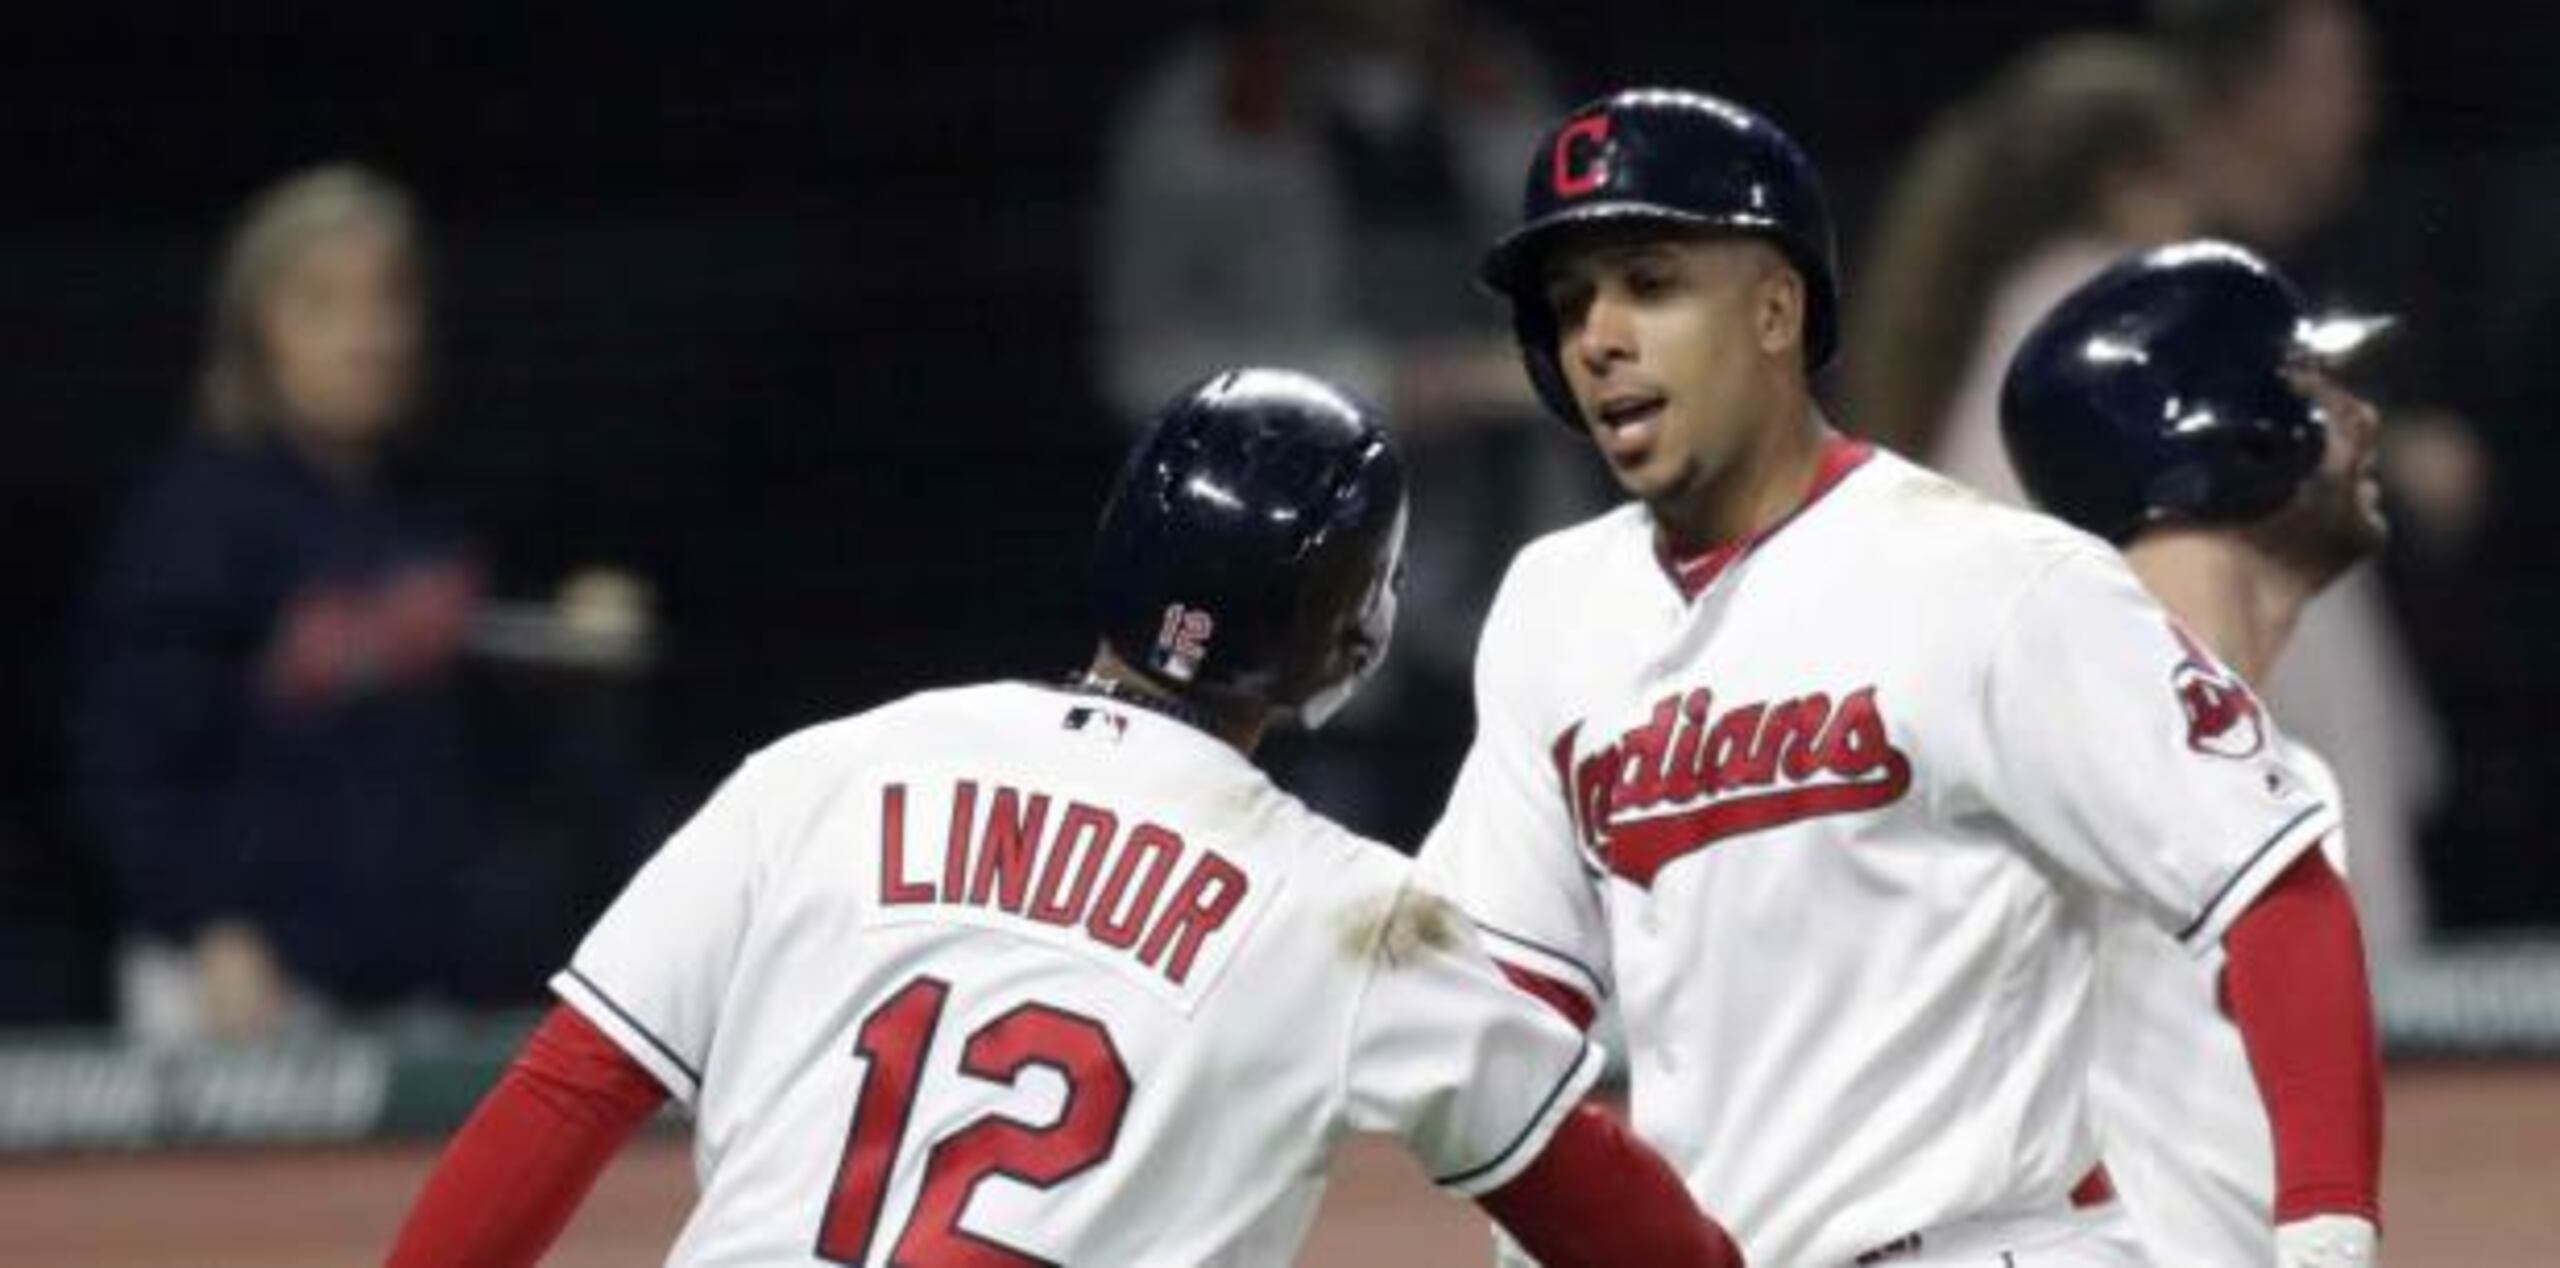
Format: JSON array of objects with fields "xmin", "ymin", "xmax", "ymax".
[
  {"xmin": 2090, "ymin": 741, "xmax": 2349, "ymax": 1266},
  {"xmin": 1420, "ymin": 440, "xmax": 2338, "ymax": 1267},
  {"xmin": 557, "ymin": 680, "xmax": 1603, "ymax": 1267}
]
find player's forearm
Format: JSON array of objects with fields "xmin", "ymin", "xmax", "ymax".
[
  {"xmin": 386, "ymin": 1005, "xmax": 668, "ymax": 1268},
  {"xmin": 1477, "ymin": 1103, "xmax": 1744, "ymax": 1268},
  {"xmin": 2222, "ymin": 851, "xmax": 2383, "ymax": 1228}
]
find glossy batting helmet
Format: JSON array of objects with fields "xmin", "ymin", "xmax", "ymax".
[
  {"xmin": 1480, "ymin": 87, "xmax": 1843, "ymax": 429},
  {"xmin": 1999, "ymin": 239, "xmax": 2392, "ymax": 544},
  {"xmin": 1092, "ymin": 368, "xmax": 1408, "ymax": 726}
]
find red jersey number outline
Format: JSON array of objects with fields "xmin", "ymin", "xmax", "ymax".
[{"xmin": 816, "ymin": 976, "xmax": 1132, "ymax": 1266}]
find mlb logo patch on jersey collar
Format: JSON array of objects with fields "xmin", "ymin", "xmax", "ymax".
[
  {"xmin": 1055, "ymin": 671, "xmax": 1221, "ymax": 741},
  {"xmin": 1063, "ymin": 704, "xmax": 1130, "ymax": 741}
]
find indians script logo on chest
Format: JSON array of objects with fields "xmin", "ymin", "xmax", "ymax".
[
  {"xmin": 1559, "ymin": 685, "xmax": 1913, "ymax": 887},
  {"xmin": 2169, "ymin": 623, "xmax": 2266, "ymax": 759}
]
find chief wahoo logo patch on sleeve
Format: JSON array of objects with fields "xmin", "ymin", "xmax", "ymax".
[{"xmin": 2168, "ymin": 621, "xmax": 2266, "ymax": 758}]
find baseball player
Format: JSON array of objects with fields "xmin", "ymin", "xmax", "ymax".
[
  {"xmin": 2002, "ymin": 240, "xmax": 2392, "ymax": 1267},
  {"xmin": 1418, "ymin": 88, "xmax": 2382, "ymax": 1266},
  {"xmin": 386, "ymin": 368, "xmax": 1743, "ymax": 1267}
]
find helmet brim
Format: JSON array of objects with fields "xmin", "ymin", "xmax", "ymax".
[
  {"xmin": 1477, "ymin": 201, "xmax": 1801, "ymax": 300},
  {"xmin": 2292, "ymin": 311, "xmax": 2397, "ymax": 366}
]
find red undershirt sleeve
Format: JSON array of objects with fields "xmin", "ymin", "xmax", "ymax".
[
  {"xmin": 386, "ymin": 1004, "xmax": 672, "ymax": 1268},
  {"xmin": 1477, "ymin": 1102, "xmax": 1746, "ymax": 1268},
  {"xmin": 2220, "ymin": 849, "xmax": 2384, "ymax": 1226}
]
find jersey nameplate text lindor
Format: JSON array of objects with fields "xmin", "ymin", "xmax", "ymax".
[{"xmin": 876, "ymin": 779, "xmax": 1254, "ymax": 998}]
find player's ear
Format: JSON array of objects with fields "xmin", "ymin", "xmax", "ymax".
[{"xmin": 1754, "ymin": 253, "xmax": 1806, "ymax": 360}]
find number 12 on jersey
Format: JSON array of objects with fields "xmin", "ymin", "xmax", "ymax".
[{"xmin": 816, "ymin": 976, "xmax": 1133, "ymax": 1266}]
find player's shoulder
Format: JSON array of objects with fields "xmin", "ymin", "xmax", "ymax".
[
  {"xmin": 1325, "ymin": 872, "xmax": 1479, "ymax": 978},
  {"xmin": 1271, "ymin": 823, "xmax": 1485, "ymax": 981},
  {"xmin": 1843, "ymin": 448, "xmax": 2097, "ymax": 559},
  {"xmin": 740, "ymin": 680, "xmax": 1031, "ymax": 783},
  {"xmin": 1485, "ymin": 502, "xmax": 1654, "ymax": 623},
  {"xmin": 1170, "ymin": 777, "xmax": 1462, "ymax": 978},
  {"xmin": 1510, "ymin": 500, "xmax": 1654, "ymax": 581},
  {"xmin": 1226, "ymin": 787, "xmax": 1435, "ymax": 912},
  {"xmin": 1835, "ymin": 447, "xmax": 2127, "ymax": 598},
  {"xmin": 1467, "ymin": 503, "xmax": 1655, "ymax": 687},
  {"xmin": 1264, "ymin": 795, "xmax": 1420, "ymax": 895}
]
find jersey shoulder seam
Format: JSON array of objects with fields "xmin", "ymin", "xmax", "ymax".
[{"xmin": 1507, "ymin": 502, "xmax": 1648, "ymax": 581}]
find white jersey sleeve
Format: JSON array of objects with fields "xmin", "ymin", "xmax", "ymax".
[
  {"xmin": 2089, "ymin": 737, "xmax": 2350, "ymax": 1266},
  {"xmin": 550, "ymin": 757, "xmax": 765, "ymax": 1103},
  {"xmin": 1418, "ymin": 552, "xmax": 1614, "ymax": 1017},
  {"xmin": 1340, "ymin": 884, "xmax": 1608, "ymax": 1198},
  {"xmin": 1977, "ymin": 547, "xmax": 2340, "ymax": 953}
]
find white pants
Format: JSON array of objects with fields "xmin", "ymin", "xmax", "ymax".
[
  {"xmin": 1849, "ymin": 1203, "xmax": 2148, "ymax": 1267},
  {"xmin": 1496, "ymin": 1203, "xmax": 2147, "ymax": 1268}
]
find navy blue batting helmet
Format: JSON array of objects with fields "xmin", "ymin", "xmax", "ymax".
[
  {"xmin": 1480, "ymin": 87, "xmax": 1842, "ymax": 429},
  {"xmin": 1092, "ymin": 368, "xmax": 1407, "ymax": 725},
  {"xmin": 2000, "ymin": 240, "xmax": 2391, "ymax": 543}
]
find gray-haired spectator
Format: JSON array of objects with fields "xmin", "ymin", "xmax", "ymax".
[{"xmin": 71, "ymin": 164, "xmax": 483, "ymax": 1043}]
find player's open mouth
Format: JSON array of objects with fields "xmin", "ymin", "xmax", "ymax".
[
  {"xmin": 1591, "ymin": 392, "xmax": 1666, "ymax": 462},
  {"xmin": 1595, "ymin": 393, "xmax": 1665, "ymax": 429}
]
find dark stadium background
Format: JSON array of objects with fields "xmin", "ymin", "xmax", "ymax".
[{"xmin": 4, "ymin": 0, "xmax": 2555, "ymax": 1025}]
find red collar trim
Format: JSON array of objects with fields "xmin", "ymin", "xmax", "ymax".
[{"xmin": 1654, "ymin": 434, "xmax": 1874, "ymax": 601}]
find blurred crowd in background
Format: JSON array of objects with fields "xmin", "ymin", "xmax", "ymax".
[{"xmin": 4, "ymin": 0, "xmax": 2556, "ymax": 1045}]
